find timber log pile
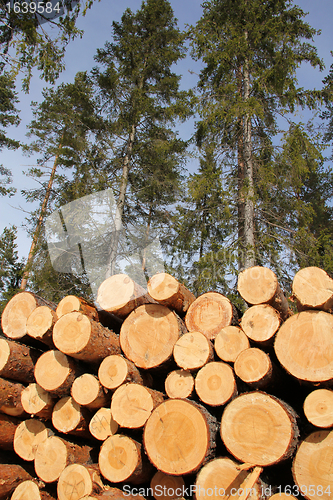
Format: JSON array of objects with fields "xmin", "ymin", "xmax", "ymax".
[{"xmin": 1, "ymin": 267, "xmax": 333, "ymax": 499}]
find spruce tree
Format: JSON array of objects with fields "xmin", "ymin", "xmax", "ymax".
[{"xmin": 0, "ymin": 226, "xmax": 24, "ymax": 316}]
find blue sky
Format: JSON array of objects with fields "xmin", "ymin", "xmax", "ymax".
[{"xmin": 1, "ymin": 0, "xmax": 333, "ymax": 259}]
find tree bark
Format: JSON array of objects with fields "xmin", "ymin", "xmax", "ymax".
[
  {"xmin": 0, "ymin": 377, "xmax": 26, "ymax": 417},
  {"xmin": 0, "ymin": 464, "xmax": 33, "ymax": 499},
  {"xmin": 0, "ymin": 338, "xmax": 41, "ymax": 383},
  {"xmin": 0, "ymin": 413, "xmax": 19, "ymax": 450}
]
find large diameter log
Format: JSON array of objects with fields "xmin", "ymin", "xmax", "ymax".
[
  {"xmin": 0, "ymin": 338, "xmax": 41, "ymax": 383},
  {"xmin": 57, "ymin": 464, "xmax": 104, "ymax": 500},
  {"xmin": 173, "ymin": 331, "xmax": 213, "ymax": 370},
  {"xmin": 13, "ymin": 419, "xmax": 51, "ymax": 461},
  {"xmin": 147, "ymin": 273, "xmax": 195, "ymax": 315},
  {"xmin": 1, "ymin": 292, "xmax": 55, "ymax": 340},
  {"xmin": 52, "ymin": 396, "xmax": 90, "ymax": 438},
  {"xmin": 292, "ymin": 266, "xmax": 333, "ymax": 312},
  {"xmin": 234, "ymin": 348, "xmax": 273, "ymax": 390},
  {"xmin": 11, "ymin": 481, "xmax": 56, "ymax": 500},
  {"xmin": 26, "ymin": 306, "xmax": 57, "ymax": 347},
  {"xmin": 120, "ymin": 304, "xmax": 187, "ymax": 369},
  {"xmin": 21, "ymin": 383, "xmax": 55, "ymax": 419},
  {"xmin": 71, "ymin": 374, "xmax": 109, "ymax": 410},
  {"xmin": 221, "ymin": 392, "xmax": 299, "ymax": 466},
  {"xmin": 89, "ymin": 408, "xmax": 118, "ymax": 441},
  {"xmin": 151, "ymin": 471, "xmax": 185, "ymax": 500},
  {"xmin": 0, "ymin": 377, "xmax": 26, "ymax": 417},
  {"xmin": 35, "ymin": 435, "xmax": 93, "ymax": 483},
  {"xmin": 34, "ymin": 350, "xmax": 80, "ymax": 397},
  {"xmin": 144, "ymin": 398, "xmax": 218, "ymax": 475},
  {"xmin": 0, "ymin": 413, "xmax": 19, "ymax": 450},
  {"xmin": 195, "ymin": 361, "xmax": 237, "ymax": 407},
  {"xmin": 214, "ymin": 326, "xmax": 250, "ymax": 363},
  {"xmin": 185, "ymin": 292, "xmax": 238, "ymax": 340},
  {"xmin": 99, "ymin": 434, "xmax": 152, "ymax": 484},
  {"xmin": 53, "ymin": 312, "xmax": 120, "ymax": 364},
  {"xmin": 98, "ymin": 354, "xmax": 150, "ymax": 390},
  {"xmin": 165, "ymin": 370, "xmax": 194, "ymax": 399},
  {"xmin": 195, "ymin": 457, "xmax": 263, "ymax": 500},
  {"xmin": 0, "ymin": 464, "xmax": 33, "ymax": 499},
  {"xmin": 240, "ymin": 304, "xmax": 281, "ymax": 345},
  {"xmin": 292, "ymin": 429, "xmax": 333, "ymax": 500},
  {"xmin": 237, "ymin": 266, "xmax": 291, "ymax": 319},
  {"xmin": 111, "ymin": 383, "xmax": 164, "ymax": 429},
  {"xmin": 274, "ymin": 310, "xmax": 333, "ymax": 384},
  {"xmin": 97, "ymin": 273, "xmax": 155, "ymax": 318},
  {"xmin": 303, "ymin": 389, "xmax": 333, "ymax": 428}
]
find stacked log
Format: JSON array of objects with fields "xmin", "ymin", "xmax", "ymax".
[{"xmin": 1, "ymin": 268, "xmax": 333, "ymax": 499}]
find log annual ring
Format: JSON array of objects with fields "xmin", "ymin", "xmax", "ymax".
[
  {"xmin": 237, "ymin": 266, "xmax": 278, "ymax": 305},
  {"xmin": 292, "ymin": 430, "xmax": 333, "ymax": 500},
  {"xmin": 292, "ymin": 266, "xmax": 333, "ymax": 310},
  {"xmin": 185, "ymin": 293, "xmax": 234, "ymax": 340},
  {"xmin": 52, "ymin": 397, "xmax": 82, "ymax": 433},
  {"xmin": 150, "ymin": 471, "xmax": 185, "ymax": 500},
  {"xmin": 173, "ymin": 331, "xmax": 211, "ymax": 370},
  {"xmin": 195, "ymin": 457, "xmax": 261, "ymax": 500},
  {"xmin": 234, "ymin": 348, "xmax": 271, "ymax": 384},
  {"xmin": 221, "ymin": 392, "xmax": 296, "ymax": 466},
  {"xmin": 11, "ymin": 480, "xmax": 42, "ymax": 500},
  {"xmin": 274, "ymin": 310, "xmax": 333, "ymax": 383},
  {"xmin": 34, "ymin": 436, "xmax": 68, "ymax": 482},
  {"xmin": 13, "ymin": 419, "xmax": 48, "ymax": 461},
  {"xmin": 304, "ymin": 389, "xmax": 333, "ymax": 428},
  {"xmin": 120, "ymin": 304, "xmax": 182, "ymax": 369},
  {"xmin": 56, "ymin": 295, "xmax": 86, "ymax": 318},
  {"xmin": 214, "ymin": 326, "xmax": 250, "ymax": 363},
  {"xmin": 26, "ymin": 306, "xmax": 55, "ymax": 338},
  {"xmin": 34, "ymin": 350, "xmax": 71, "ymax": 392},
  {"xmin": 99, "ymin": 434, "xmax": 139, "ymax": 482},
  {"xmin": 97, "ymin": 274, "xmax": 150, "ymax": 317},
  {"xmin": 165, "ymin": 370, "xmax": 194, "ymax": 399},
  {"xmin": 71, "ymin": 374, "xmax": 101, "ymax": 406},
  {"xmin": 58, "ymin": 464, "xmax": 95, "ymax": 500},
  {"xmin": 89, "ymin": 407, "xmax": 118, "ymax": 441},
  {"xmin": 98, "ymin": 355, "xmax": 128, "ymax": 390},
  {"xmin": 111, "ymin": 383, "xmax": 154, "ymax": 428},
  {"xmin": 21, "ymin": 383, "xmax": 53, "ymax": 417},
  {"xmin": 148, "ymin": 273, "xmax": 181, "ymax": 301},
  {"xmin": 195, "ymin": 361, "xmax": 236, "ymax": 407},
  {"xmin": 1, "ymin": 292, "xmax": 37, "ymax": 339},
  {"xmin": 240, "ymin": 304, "xmax": 281, "ymax": 343},
  {"xmin": 53, "ymin": 312, "xmax": 91, "ymax": 354},
  {"xmin": 143, "ymin": 399, "xmax": 210, "ymax": 475}
]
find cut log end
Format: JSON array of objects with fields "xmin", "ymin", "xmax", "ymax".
[
  {"xmin": 150, "ymin": 471, "xmax": 185, "ymax": 500},
  {"xmin": 304, "ymin": 389, "xmax": 333, "ymax": 428},
  {"xmin": 57, "ymin": 464, "xmax": 104, "ymax": 500},
  {"xmin": 13, "ymin": 419, "xmax": 49, "ymax": 461},
  {"xmin": 214, "ymin": 326, "xmax": 250, "ymax": 363},
  {"xmin": 26, "ymin": 306, "xmax": 56, "ymax": 346},
  {"xmin": 237, "ymin": 266, "xmax": 278, "ymax": 305},
  {"xmin": 71, "ymin": 374, "xmax": 108, "ymax": 409},
  {"xmin": 52, "ymin": 396, "xmax": 89, "ymax": 437},
  {"xmin": 195, "ymin": 361, "xmax": 236, "ymax": 407},
  {"xmin": 34, "ymin": 350, "xmax": 75, "ymax": 396},
  {"xmin": 147, "ymin": 273, "xmax": 195, "ymax": 314},
  {"xmin": 98, "ymin": 355, "xmax": 143, "ymax": 390},
  {"xmin": 1, "ymin": 292, "xmax": 38, "ymax": 339},
  {"xmin": 89, "ymin": 407, "xmax": 118, "ymax": 441},
  {"xmin": 173, "ymin": 331, "xmax": 213, "ymax": 370},
  {"xmin": 240, "ymin": 304, "xmax": 281, "ymax": 344},
  {"xmin": 292, "ymin": 266, "xmax": 333, "ymax": 311},
  {"xmin": 99, "ymin": 434, "xmax": 142, "ymax": 483},
  {"xmin": 21, "ymin": 383, "xmax": 55, "ymax": 419},
  {"xmin": 234, "ymin": 348, "xmax": 272, "ymax": 389},
  {"xmin": 165, "ymin": 369, "xmax": 194, "ymax": 399}
]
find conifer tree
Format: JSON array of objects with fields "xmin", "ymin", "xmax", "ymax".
[{"xmin": 0, "ymin": 226, "xmax": 24, "ymax": 316}]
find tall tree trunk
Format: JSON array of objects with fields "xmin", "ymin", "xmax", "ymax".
[
  {"xmin": 237, "ymin": 64, "xmax": 245, "ymax": 271},
  {"xmin": 20, "ymin": 142, "xmax": 62, "ymax": 291}
]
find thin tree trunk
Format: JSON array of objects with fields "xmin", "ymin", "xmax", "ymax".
[
  {"xmin": 237, "ymin": 64, "xmax": 245, "ymax": 271},
  {"xmin": 20, "ymin": 142, "xmax": 62, "ymax": 290}
]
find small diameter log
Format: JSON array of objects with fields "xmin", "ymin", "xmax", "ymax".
[
  {"xmin": 120, "ymin": 304, "xmax": 187, "ymax": 369},
  {"xmin": 0, "ymin": 464, "xmax": 32, "ymax": 499},
  {"xmin": 237, "ymin": 266, "xmax": 291, "ymax": 320},
  {"xmin": 57, "ymin": 295, "xmax": 99, "ymax": 320},
  {"xmin": 165, "ymin": 370, "xmax": 194, "ymax": 399},
  {"xmin": 11, "ymin": 481, "xmax": 56, "ymax": 500},
  {"xmin": 292, "ymin": 266, "xmax": 333, "ymax": 312},
  {"xmin": 97, "ymin": 273, "xmax": 155, "ymax": 319},
  {"xmin": 71, "ymin": 374, "xmax": 109, "ymax": 410},
  {"xmin": 303, "ymin": 389, "xmax": 333, "ymax": 428},
  {"xmin": 35, "ymin": 435, "xmax": 93, "ymax": 483},
  {"xmin": 98, "ymin": 355, "xmax": 148, "ymax": 390},
  {"xmin": 234, "ymin": 348, "xmax": 273, "ymax": 390},
  {"xmin": 173, "ymin": 331, "xmax": 213, "ymax": 370},
  {"xmin": 26, "ymin": 306, "xmax": 57, "ymax": 347},
  {"xmin": 0, "ymin": 377, "xmax": 25, "ymax": 417},
  {"xmin": 274, "ymin": 310, "xmax": 333, "ymax": 384},
  {"xmin": 99, "ymin": 434, "xmax": 152, "ymax": 484},
  {"xmin": 147, "ymin": 273, "xmax": 195, "ymax": 315},
  {"xmin": 0, "ymin": 413, "xmax": 20, "ymax": 450},
  {"xmin": 111, "ymin": 383, "xmax": 164, "ymax": 429},
  {"xmin": 292, "ymin": 429, "xmax": 333, "ymax": 500},
  {"xmin": 53, "ymin": 312, "xmax": 120, "ymax": 364},
  {"xmin": 214, "ymin": 326, "xmax": 250, "ymax": 363},
  {"xmin": 52, "ymin": 396, "xmax": 90, "ymax": 438},
  {"xmin": 150, "ymin": 471, "xmax": 185, "ymax": 500},
  {"xmin": 240, "ymin": 304, "xmax": 281, "ymax": 345},
  {"xmin": 21, "ymin": 383, "xmax": 55, "ymax": 419},
  {"xmin": 34, "ymin": 350, "xmax": 80, "ymax": 397},
  {"xmin": 144, "ymin": 398, "xmax": 218, "ymax": 476},
  {"xmin": 79, "ymin": 488, "xmax": 146, "ymax": 500},
  {"xmin": 221, "ymin": 392, "xmax": 299, "ymax": 467},
  {"xmin": 1, "ymin": 292, "xmax": 55, "ymax": 340},
  {"xmin": 195, "ymin": 361, "xmax": 237, "ymax": 407},
  {"xmin": 89, "ymin": 408, "xmax": 118, "ymax": 441},
  {"xmin": 195, "ymin": 457, "xmax": 263, "ymax": 500},
  {"xmin": 57, "ymin": 464, "xmax": 104, "ymax": 500},
  {"xmin": 13, "ymin": 419, "xmax": 51, "ymax": 461},
  {"xmin": 185, "ymin": 292, "xmax": 238, "ymax": 340},
  {"xmin": 0, "ymin": 338, "xmax": 41, "ymax": 383}
]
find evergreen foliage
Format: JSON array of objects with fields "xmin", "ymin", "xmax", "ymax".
[{"xmin": 0, "ymin": 226, "xmax": 24, "ymax": 316}]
